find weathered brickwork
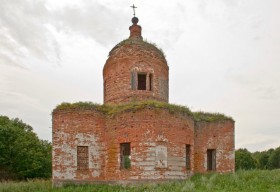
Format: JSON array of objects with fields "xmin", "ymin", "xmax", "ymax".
[
  {"xmin": 53, "ymin": 107, "xmax": 195, "ymax": 186},
  {"xmin": 104, "ymin": 108, "xmax": 194, "ymax": 181},
  {"xmin": 52, "ymin": 110, "xmax": 106, "ymax": 186},
  {"xmin": 52, "ymin": 16, "xmax": 235, "ymax": 186},
  {"xmin": 194, "ymin": 121, "xmax": 235, "ymax": 173}
]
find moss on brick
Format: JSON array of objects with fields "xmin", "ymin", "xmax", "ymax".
[{"xmin": 53, "ymin": 101, "xmax": 234, "ymax": 122}]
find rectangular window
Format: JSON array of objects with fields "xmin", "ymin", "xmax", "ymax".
[
  {"xmin": 207, "ymin": 149, "xmax": 216, "ymax": 171},
  {"xmin": 120, "ymin": 143, "xmax": 131, "ymax": 169},
  {"xmin": 77, "ymin": 146, "xmax": 89, "ymax": 170},
  {"xmin": 186, "ymin": 145, "xmax": 191, "ymax": 170},
  {"xmin": 137, "ymin": 74, "xmax": 146, "ymax": 90},
  {"xmin": 149, "ymin": 74, "xmax": 153, "ymax": 91}
]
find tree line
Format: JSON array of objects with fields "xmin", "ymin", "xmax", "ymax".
[{"xmin": 235, "ymin": 147, "xmax": 280, "ymax": 170}]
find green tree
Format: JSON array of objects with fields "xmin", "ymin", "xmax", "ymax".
[
  {"xmin": 0, "ymin": 116, "xmax": 51, "ymax": 179},
  {"xmin": 268, "ymin": 147, "xmax": 280, "ymax": 169},
  {"xmin": 235, "ymin": 148, "xmax": 256, "ymax": 170},
  {"xmin": 254, "ymin": 149, "xmax": 274, "ymax": 169}
]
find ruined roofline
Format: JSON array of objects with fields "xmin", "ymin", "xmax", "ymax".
[{"xmin": 53, "ymin": 100, "xmax": 234, "ymax": 123}]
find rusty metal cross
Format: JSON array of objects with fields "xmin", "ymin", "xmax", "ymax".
[{"xmin": 130, "ymin": 4, "xmax": 137, "ymax": 17}]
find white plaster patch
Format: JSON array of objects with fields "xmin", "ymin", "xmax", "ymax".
[
  {"xmin": 155, "ymin": 145, "xmax": 167, "ymax": 168},
  {"xmin": 53, "ymin": 131, "xmax": 103, "ymax": 180},
  {"xmin": 92, "ymin": 170, "xmax": 101, "ymax": 177},
  {"xmin": 76, "ymin": 133, "xmax": 101, "ymax": 170},
  {"xmin": 155, "ymin": 134, "xmax": 168, "ymax": 142}
]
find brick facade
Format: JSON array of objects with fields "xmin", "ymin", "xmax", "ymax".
[{"xmin": 52, "ymin": 17, "xmax": 235, "ymax": 186}]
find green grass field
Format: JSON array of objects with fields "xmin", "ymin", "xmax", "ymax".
[{"xmin": 1, "ymin": 170, "xmax": 280, "ymax": 192}]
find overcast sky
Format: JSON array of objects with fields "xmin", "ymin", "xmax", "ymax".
[{"xmin": 1, "ymin": 0, "xmax": 279, "ymax": 152}]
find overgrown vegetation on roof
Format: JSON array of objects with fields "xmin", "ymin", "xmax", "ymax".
[
  {"xmin": 109, "ymin": 38, "xmax": 166, "ymax": 59},
  {"xmin": 53, "ymin": 100, "xmax": 233, "ymax": 122},
  {"xmin": 193, "ymin": 111, "xmax": 234, "ymax": 122}
]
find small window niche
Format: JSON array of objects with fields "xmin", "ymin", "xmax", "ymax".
[
  {"xmin": 207, "ymin": 149, "xmax": 216, "ymax": 171},
  {"xmin": 77, "ymin": 146, "xmax": 89, "ymax": 170},
  {"xmin": 186, "ymin": 145, "xmax": 191, "ymax": 170},
  {"xmin": 137, "ymin": 73, "xmax": 146, "ymax": 90},
  {"xmin": 120, "ymin": 143, "xmax": 131, "ymax": 169},
  {"xmin": 149, "ymin": 74, "xmax": 153, "ymax": 91}
]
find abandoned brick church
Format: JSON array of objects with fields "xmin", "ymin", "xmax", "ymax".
[{"xmin": 52, "ymin": 15, "xmax": 235, "ymax": 186}]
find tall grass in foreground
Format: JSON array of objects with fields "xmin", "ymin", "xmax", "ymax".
[{"xmin": 0, "ymin": 170, "xmax": 280, "ymax": 192}]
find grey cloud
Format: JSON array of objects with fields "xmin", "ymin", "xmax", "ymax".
[
  {"xmin": 0, "ymin": 52, "xmax": 27, "ymax": 69},
  {"xmin": 0, "ymin": 0, "xmax": 129, "ymax": 69},
  {"xmin": 51, "ymin": 2, "xmax": 127, "ymax": 45},
  {"xmin": 0, "ymin": 0, "xmax": 59, "ymax": 68}
]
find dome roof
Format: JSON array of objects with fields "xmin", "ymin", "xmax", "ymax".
[{"xmin": 108, "ymin": 38, "xmax": 167, "ymax": 64}]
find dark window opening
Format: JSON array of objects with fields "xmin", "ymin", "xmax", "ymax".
[
  {"xmin": 77, "ymin": 146, "xmax": 89, "ymax": 170},
  {"xmin": 207, "ymin": 149, "xmax": 216, "ymax": 171},
  {"xmin": 120, "ymin": 143, "xmax": 131, "ymax": 169},
  {"xmin": 186, "ymin": 145, "xmax": 191, "ymax": 170},
  {"xmin": 149, "ymin": 74, "xmax": 153, "ymax": 91},
  {"xmin": 137, "ymin": 74, "xmax": 146, "ymax": 90}
]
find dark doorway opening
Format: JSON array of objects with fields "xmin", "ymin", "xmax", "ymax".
[
  {"xmin": 120, "ymin": 143, "xmax": 131, "ymax": 169},
  {"xmin": 186, "ymin": 145, "xmax": 191, "ymax": 170},
  {"xmin": 207, "ymin": 149, "xmax": 216, "ymax": 171}
]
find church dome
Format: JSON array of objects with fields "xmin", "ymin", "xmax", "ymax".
[{"xmin": 103, "ymin": 17, "xmax": 169, "ymax": 104}]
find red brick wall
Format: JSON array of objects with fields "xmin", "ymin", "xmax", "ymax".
[
  {"xmin": 103, "ymin": 41, "xmax": 169, "ymax": 104},
  {"xmin": 194, "ymin": 121, "xmax": 235, "ymax": 173},
  {"xmin": 104, "ymin": 108, "xmax": 194, "ymax": 180},
  {"xmin": 52, "ymin": 107, "xmax": 196, "ymax": 185},
  {"xmin": 52, "ymin": 110, "xmax": 106, "ymax": 186}
]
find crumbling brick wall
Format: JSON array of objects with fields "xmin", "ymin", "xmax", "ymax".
[
  {"xmin": 52, "ymin": 104, "xmax": 235, "ymax": 186},
  {"xmin": 52, "ymin": 110, "xmax": 106, "ymax": 186},
  {"xmin": 194, "ymin": 120, "xmax": 235, "ymax": 173},
  {"xmin": 104, "ymin": 108, "xmax": 194, "ymax": 180}
]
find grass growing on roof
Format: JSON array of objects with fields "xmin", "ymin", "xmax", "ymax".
[
  {"xmin": 54, "ymin": 102, "xmax": 102, "ymax": 111},
  {"xmin": 193, "ymin": 111, "xmax": 234, "ymax": 122},
  {"xmin": 53, "ymin": 100, "xmax": 192, "ymax": 116},
  {"xmin": 53, "ymin": 100, "xmax": 233, "ymax": 122},
  {"xmin": 105, "ymin": 100, "xmax": 192, "ymax": 116}
]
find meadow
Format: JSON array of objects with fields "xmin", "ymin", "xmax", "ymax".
[{"xmin": 0, "ymin": 170, "xmax": 279, "ymax": 192}]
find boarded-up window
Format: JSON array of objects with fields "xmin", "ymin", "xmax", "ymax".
[
  {"xmin": 156, "ymin": 145, "xmax": 167, "ymax": 168},
  {"xmin": 120, "ymin": 143, "xmax": 131, "ymax": 169},
  {"xmin": 207, "ymin": 149, "xmax": 216, "ymax": 171},
  {"xmin": 137, "ymin": 74, "xmax": 146, "ymax": 90},
  {"xmin": 186, "ymin": 145, "xmax": 191, "ymax": 170},
  {"xmin": 77, "ymin": 146, "xmax": 89, "ymax": 170}
]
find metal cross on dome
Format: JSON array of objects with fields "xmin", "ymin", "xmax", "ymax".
[{"xmin": 130, "ymin": 4, "xmax": 137, "ymax": 17}]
